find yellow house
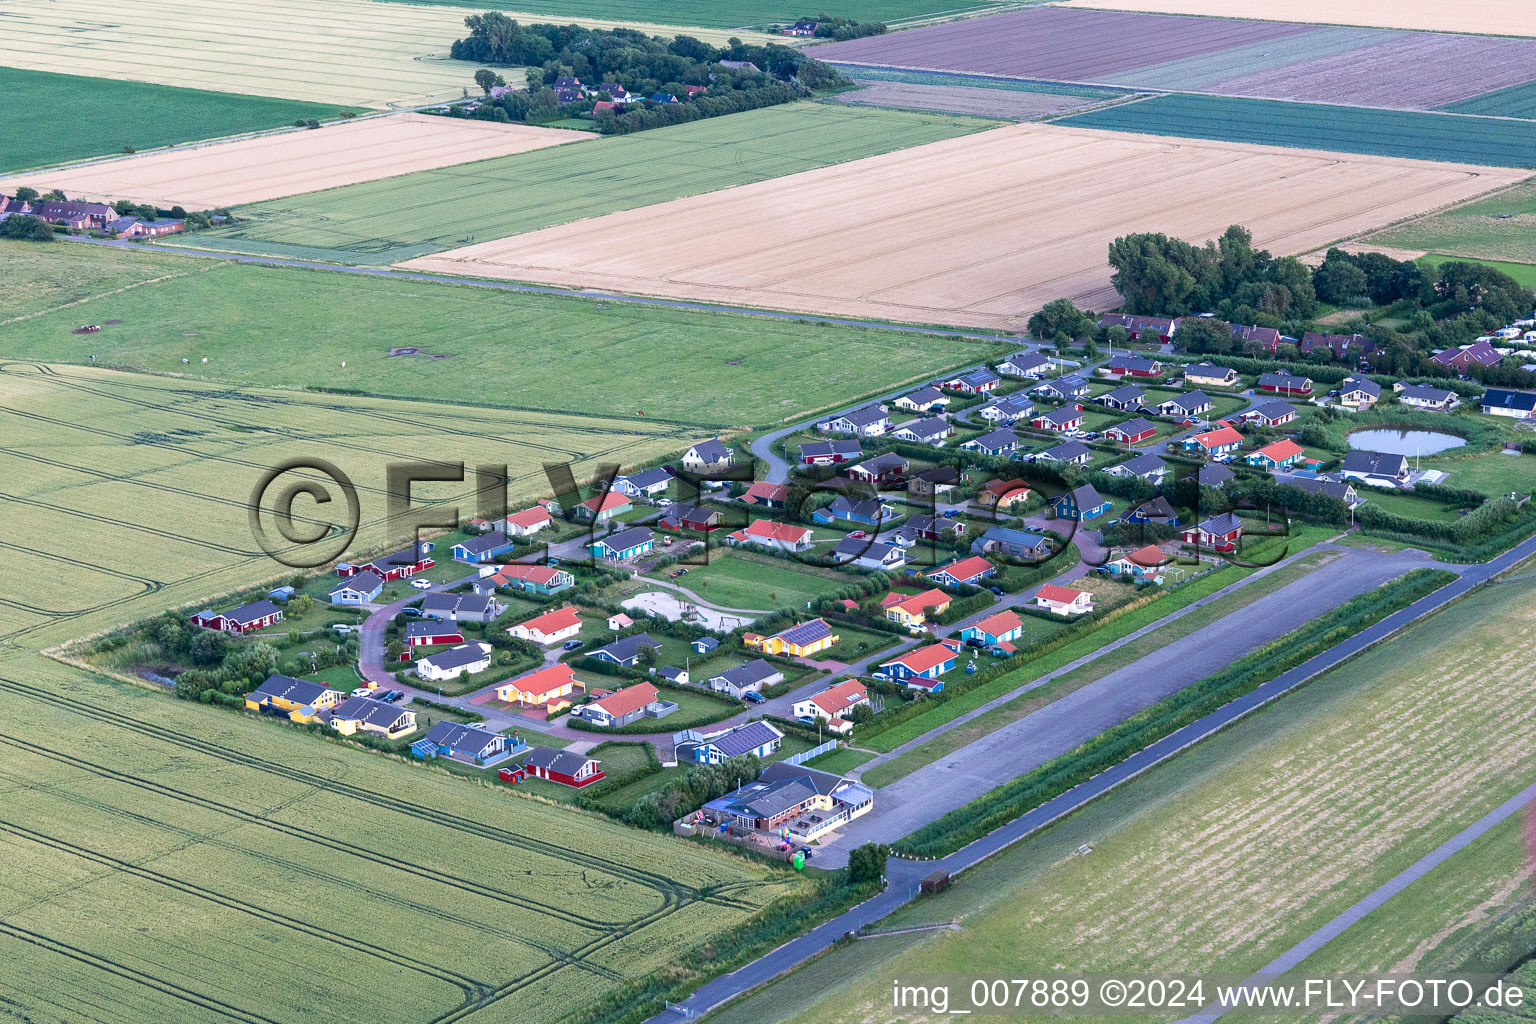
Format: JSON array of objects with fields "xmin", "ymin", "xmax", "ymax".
[
  {"xmin": 244, "ymin": 674, "xmax": 344, "ymax": 722},
  {"xmin": 328, "ymin": 695, "xmax": 418, "ymax": 739},
  {"xmin": 881, "ymin": 588, "xmax": 952, "ymax": 628},
  {"xmin": 496, "ymin": 663, "xmax": 581, "ymax": 709},
  {"xmin": 744, "ymin": 618, "xmax": 839, "ymax": 657}
]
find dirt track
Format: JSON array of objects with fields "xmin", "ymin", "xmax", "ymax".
[
  {"xmin": 1057, "ymin": 0, "xmax": 1536, "ymax": 37},
  {"xmin": 400, "ymin": 123, "xmax": 1526, "ymax": 331},
  {"xmin": 0, "ymin": 115, "xmax": 581, "ymax": 208}
]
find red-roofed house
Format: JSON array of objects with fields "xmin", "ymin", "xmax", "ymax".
[
  {"xmin": 496, "ymin": 663, "xmax": 581, "ymax": 710},
  {"xmin": 579, "ymin": 682, "xmax": 663, "ymax": 728},
  {"xmin": 927, "ymin": 556, "xmax": 996, "ymax": 588},
  {"xmin": 574, "ymin": 492, "xmax": 632, "ymax": 522},
  {"xmin": 1245, "ymin": 438, "xmax": 1306, "ymax": 470},
  {"xmin": 741, "ymin": 481, "xmax": 790, "ymax": 508},
  {"xmin": 880, "ymin": 588, "xmax": 951, "ymax": 628},
  {"xmin": 508, "ymin": 605, "xmax": 582, "ymax": 645},
  {"xmin": 727, "ymin": 519, "xmax": 814, "ymax": 553},
  {"xmin": 1107, "ymin": 545, "xmax": 1167, "ymax": 581},
  {"xmin": 1034, "ymin": 584, "xmax": 1093, "ymax": 616},
  {"xmin": 1182, "ymin": 425, "xmax": 1243, "ymax": 456},
  {"xmin": 505, "ymin": 507, "xmax": 554, "ymax": 536},
  {"xmin": 978, "ymin": 478, "xmax": 1030, "ymax": 510},
  {"xmin": 481, "ymin": 563, "xmax": 575, "ymax": 596},
  {"xmin": 791, "ymin": 679, "xmax": 867, "ymax": 734},
  {"xmin": 959, "ymin": 610, "xmax": 1023, "ymax": 647},
  {"xmin": 879, "ymin": 644, "xmax": 958, "ymax": 688}
]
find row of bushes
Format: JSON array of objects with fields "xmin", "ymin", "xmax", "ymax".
[{"xmin": 893, "ymin": 568, "xmax": 1457, "ymax": 858}]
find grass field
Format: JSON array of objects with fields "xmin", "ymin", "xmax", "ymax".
[
  {"xmin": 405, "ymin": 122, "xmax": 1522, "ymax": 330},
  {"xmin": 0, "ymin": 67, "xmax": 360, "ymax": 175},
  {"xmin": 0, "ymin": 0, "xmax": 773, "ymax": 109},
  {"xmin": 0, "ymin": 245, "xmax": 999, "ymax": 426},
  {"xmin": 707, "ymin": 562, "xmax": 1536, "ymax": 1024},
  {"xmin": 1421, "ymin": 253, "xmax": 1536, "ymax": 289},
  {"xmin": 1369, "ymin": 179, "xmax": 1536, "ymax": 266},
  {"xmin": 374, "ymin": 0, "xmax": 1011, "ymax": 28},
  {"xmin": 652, "ymin": 554, "xmax": 852, "ymax": 612},
  {"xmin": 184, "ymin": 103, "xmax": 995, "ymax": 264},
  {"xmin": 1057, "ymin": 94, "xmax": 1536, "ymax": 168}
]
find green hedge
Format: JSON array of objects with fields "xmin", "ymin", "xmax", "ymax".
[{"xmin": 893, "ymin": 568, "xmax": 1456, "ymax": 858}]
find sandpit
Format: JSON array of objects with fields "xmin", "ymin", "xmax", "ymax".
[
  {"xmin": 400, "ymin": 123, "xmax": 1526, "ymax": 331},
  {"xmin": 0, "ymin": 114, "xmax": 582, "ymax": 208},
  {"xmin": 1055, "ymin": 0, "xmax": 1536, "ymax": 38}
]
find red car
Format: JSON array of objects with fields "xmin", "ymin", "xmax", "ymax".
[{"xmin": 848, "ymin": 529, "xmax": 866, "ymax": 539}]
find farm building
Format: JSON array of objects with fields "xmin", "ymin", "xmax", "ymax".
[
  {"xmin": 589, "ymin": 526, "xmax": 655, "ymax": 561},
  {"xmin": 1245, "ymin": 438, "xmax": 1306, "ymax": 470},
  {"xmin": 745, "ymin": 619, "xmax": 838, "ymax": 657},
  {"xmin": 191, "ymin": 599, "xmax": 283, "ymax": 634},
  {"xmin": 517, "ymin": 746, "xmax": 605, "ymax": 787},
  {"xmin": 496, "ymin": 663, "xmax": 581, "ymax": 709},
  {"xmin": 415, "ymin": 642, "xmax": 493, "ymax": 682},
  {"xmin": 675, "ymin": 721, "xmax": 785, "ymax": 765},
  {"xmin": 413, "ymin": 722, "xmax": 517, "ymax": 767},
  {"xmin": 508, "ymin": 605, "xmax": 582, "ymax": 646},
  {"xmin": 1034, "ymin": 584, "xmax": 1093, "ymax": 616},
  {"xmin": 1182, "ymin": 513, "xmax": 1244, "ymax": 553}
]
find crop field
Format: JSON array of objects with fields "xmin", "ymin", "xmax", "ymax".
[
  {"xmin": 373, "ymin": 0, "xmax": 1011, "ymax": 29},
  {"xmin": 1442, "ymin": 80, "xmax": 1536, "ymax": 119},
  {"xmin": 182, "ymin": 103, "xmax": 994, "ymax": 264},
  {"xmin": 0, "ymin": 114, "xmax": 581, "ymax": 209},
  {"xmin": 1057, "ymin": 0, "xmax": 1536, "ymax": 37},
  {"xmin": 706, "ymin": 565, "xmax": 1536, "ymax": 1024},
  {"xmin": 813, "ymin": 7, "xmax": 1536, "ymax": 111},
  {"xmin": 1058, "ymin": 95, "xmax": 1536, "ymax": 168},
  {"xmin": 0, "ymin": 67, "xmax": 360, "ymax": 175},
  {"xmin": 402, "ymin": 123, "xmax": 1527, "ymax": 331},
  {"xmin": 0, "ymin": 247, "xmax": 998, "ymax": 425},
  {"xmin": 1367, "ymin": 179, "xmax": 1536, "ymax": 265},
  {"xmin": 830, "ymin": 80, "xmax": 1114, "ymax": 119}
]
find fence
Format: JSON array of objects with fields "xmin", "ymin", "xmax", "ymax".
[{"xmin": 781, "ymin": 739, "xmax": 838, "ymax": 766}]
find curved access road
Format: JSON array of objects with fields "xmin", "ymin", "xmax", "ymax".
[{"xmin": 645, "ymin": 532, "xmax": 1536, "ymax": 1024}]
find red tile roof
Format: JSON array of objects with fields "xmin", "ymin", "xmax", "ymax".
[
  {"xmin": 1037, "ymin": 583, "xmax": 1086, "ymax": 604},
  {"xmin": 1126, "ymin": 545, "xmax": 1166, "ymax": 567},
  {"xmin": 1192, "ymin": 425, "xmax": 1243, "ymax": 449},
  {"xmin": 735, "ymin": 519, "xmax": 812, "ymax": 544},
  {"xmin": 506, "ymin": 507, "xmax": 553, "ymax": 529},
  {"xmin": 1252, "ymin": 438, "xmax": 1305, "ymax": 462},
  {"xmin": 970, "ymin": 609, "xmax": 1022, "ymax": 637},
  {"xmin": 492, "ymin": 564, "xmax": 565, "ymax": 586},
  {"xmin": 581, "ymin": 492, "xmax": 630, "ymax": 513},
  {"xmin": 809, "ymin": 679, "xmax": 867, "ymax": 716},
  {"xmin": 588, "ymin": 682, "xmax": 659, "ymax": 718},
  {"xmin": 930, "ymin": 556, "xmax": 993, "ymax": 583},
  {"xmin": 516, "ymin": 605, "xmax": 581, "ymax": 635},
  {"xmin": 884, "ymin": 644, "xmax": 956, "ymax": 675},
  {"xmin": 505, "ymin": 663, "xmax": 578, "ymax": 699},
  {"xmin": 881, "ymin": 588, "xmax": 950, "ymax": 617}
]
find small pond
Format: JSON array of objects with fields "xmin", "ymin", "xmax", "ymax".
[{"xmin": 1348, "ymin": 428, "xmax": 1467, "ymax": 456}]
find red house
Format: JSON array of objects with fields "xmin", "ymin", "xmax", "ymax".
[
  {"xmin": 340, "ymin": 542, "xmax": 435, "ymax": 581},
  {"xmin": 403, "ymin": 620, "xmax": 465, "ymax": 650},
  {"xmin": 520, "ymin": 746, "xmax": 605, "ymax": 787},
  {"xmin": 1181, "ymin": 512, "xmax": 1244, "ymax": 553},
  {"xmin": 1105, "ymin": 355, "xmax": 1163, "ymax": 378},
  {"xmin": 1257, "ymin": 372, "xmax": 1313, "ymax": 397},
  {"xmin": 660, "ymin": 503, "xmax": 724, "ymax": 531},
  {"xmin": 190, "ymin": 599, "xmax": 284, "ymax": 634},
  {"xmin": 1104, "ymin": 418, "xmax": 1157, "ymax": 444},
  {"xmin": 1031, "ymin": 407, "xmax": 1083, "ymax": 432}
]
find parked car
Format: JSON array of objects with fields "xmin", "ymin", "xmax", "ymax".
[
  {"xmin": 743, "ymin": 691, "xmax": 766, "ymax": 704},
  {"xmin": 797, "ymin": 715, "xmax": 818, "ymax": 725},
  {"xmin": 379, "ymin": 690, "xmax": 404, "ymax": 703},
  {"xmin": 848, "ymin": 530, "xmax": 867, "ymax": 539},
  {"xmin": 410, "ymin": 579, "xmax": 432, "ymax": 590},
  {"xmin": 401, "ymin": 607, "xmax": 422, "ymax": 618},
  {"xmin": 941, "ymin": 509, "xmax": 961, "ymax": 519},
  {"xmin": 332, "ymin": 623, "xmax": 355, "ymax": 635},
  {"xmin": 351, "ymin": 687, "xmax": 372, "ymax": 698},
  {"xmin": 562, "ymin": 639, "xmax": 584, "ymax": 650},
  {"xmin": 987, "ymin": 586, "xmax": 1005, "ymax": 596}
]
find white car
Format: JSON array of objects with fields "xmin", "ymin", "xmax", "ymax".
[
  {"xmin": 410, "ymin": 579, "xmax": 432, "ymax": 590},
  {"xmin": 351, "ymin": 687, "xmax": 372, "ymax": 698}
]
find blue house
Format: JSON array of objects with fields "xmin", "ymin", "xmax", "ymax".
[
  {"xmin": 1053, "ymin": 483, "xmax": 1110, "ymax": 521},
  {"xmin": 878, "ymin": 644, "xmax": 957, "ymax": 689},
  {"xmin": 590, "ymin": 632, "xmax": 664, "ymax": 667},
  {"xmin": 328, "ymin": 569, "xmax": 384, "ymax": 606},
  {"xmin": 811, "ymin": 495, "xmax": 893, "ymax": 526},
  {"xmin": 590, "ymin": 526, "xmax": 655, "ymax": 561},
  {"xmin": 452, "ymin": 530, "xmax": 514, "ymax": 564},
  {"xmin": 1125, "ymin": 496, "xmax": 1179, "ymax": 526},
  {"xmin": 410, "ymin": 721, "xmax": 519, "ymax": 767},
  {"xmin": 970, "ymin": 527, "xmax": 1051, "ymax": 561},
  {"xmin": 674, "ymin": 721, "xmax": 784, "ymax": 765},
  {"xmin": 959, "ymin": 609, "xmax": 1024, "ymax": 647}
]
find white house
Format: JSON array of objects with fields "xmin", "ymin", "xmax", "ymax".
[
  {"xmin": 415, "ymin": 642, "xmax": 493, "ymax": 682},
  {"xmin": 1033, "ymin": 584, "xmax": 1094, "ymax": 616},
  {"xmin": 508, "ymin": 605, "xmax": 582, "ymax": 645}
]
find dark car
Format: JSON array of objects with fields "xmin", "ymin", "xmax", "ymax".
[
  {"xmin": 743, "ymin": 690, "xmax": 766, "ymax": 704},
  {"xmin": 562, "ymin": 638, "xmax": 584, "ymax": 651},
  {"xmin": 987, "ymin": 586, "xmax": 1005, "ymax": 596},
  {"xmin": 380, "ymin": 690, "xmax": 404, "ymax": 703},
  {"xmin": 400, "ymin": 607, "xmax": 423, "ymax": 618}
]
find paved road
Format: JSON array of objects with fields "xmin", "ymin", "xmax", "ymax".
[
  {"xmin": 1180, "ymin": 776, "xmax": 1536, "ymax": 1024},
  {"xmin": 646, "ymin": 531, "xmax": 1536, "ymax": 1023}
]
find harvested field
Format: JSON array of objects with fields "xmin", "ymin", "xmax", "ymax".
[
  {"xmin": 401, "ymin": 123, "xmax": 1527, "ymax": 331},
  {"xmin": 1058, "ymin": 0, "xmax": 1536, "ymax": 37},
  {"xmin": 184, "ymin": 103, "xmax": 992, "ymax": 264},
  {"xmin": 0, "ymin": 114, "xmax": 581, "ymax": 209},
  {"xmin": 830, "ymin": 80, "xmax": 1112, "ymax": 119},
  {"xmin": 1058, "ymin": 95, "xmax": 1536, "ymax": 168},
  {"xmin": 813, "ymin": 7, "xmax": 1536, "ymax": 112},
  {"xmin": 376, "ymin": 0, "xmax": 1010, "ymax": 29},
  {"xmin": 0, "ymin": 0, "xmax": 771, "ymax": 110}
]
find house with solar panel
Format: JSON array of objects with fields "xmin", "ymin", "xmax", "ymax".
[
  {"xmin": 743, "ymin": 618, "xmax": 838, "ymax": 657},
  {"xmin": 674, "ymin": 720, "xmax": 785, "ymax": 764}
]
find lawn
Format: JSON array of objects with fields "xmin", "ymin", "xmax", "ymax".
[
  {"xmin": 374, "ymin": 0, "xmax": 1011, "ymax": 29},
  {"xmin": 186, "ymin": 103, "xmax": 997, "ymax": 264},
  {"xmin": 1422, "ymin": 448, "xmax": 1536, "ymax": 496},
  {"xmin": 653, "ymin": 553, "xmax": 853, "ymax": 612},
  {"xmin": 0, "ymin": 242, "xmax": 201, "ymax": 323},
  {"xmin": 0, "ymin": 66, "xmax": 360, "ymax": 174},
  {"xmin": 803, "ymin": 747, "xmax": 876, "ymax": 774},
  {"xmin": 1357, "ymin": 488, "xmax": 1470, "ymax": 523},
  {"xmin": 708, "ymin": 563, "xmax": 1536, "ymax": 1024},
  {"xmin": 1057, "ymin": 94, "xmax": 1536, "ymax": 168},
  {"xmin": 1369, "ymin": 178, "xmax": 1536, "ymax": 265},
  {"xmin": 1421, "ymin": 252, "xmax": 1536, "ymax": 290},
  {"xmin": 0, "ymin": 246, "xmax": 1002, "ymax": 427}
]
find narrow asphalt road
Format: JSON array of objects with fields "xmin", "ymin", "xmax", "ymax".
[{"xmin": 645, "ymin": 531, "xmax": 1536, "ymax": 1023}]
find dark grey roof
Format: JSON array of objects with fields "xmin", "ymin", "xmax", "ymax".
[
  {"xmin": 1482, "ymin": 388, "xmax": 1536, "ymax": 412},
  {"xmin": 1288, "ymin": 477, "xmax": 1353, "ymax": 500},
  {"xmin": 689, "ymin": 438, "xmax": 732, "ymax": 462},
  {"xmin": 853, "ymin": 452, "xmax": 908, "ymax": 473},
  {"xmin": 330, "ymin": 570, "xmax": 383, "ymax": 596},
  {"xmin": 225, "ymin": 599, "xmax": 281, "ymax": 624},
  {"xmin": 1186, "ymin": 362, "xmax": 1235, "ymax": 378},
  {"xmin": 597, "ymin": 526, "xmax": 654, "ymax": 551},
  {"xmin": 425, "ymin": 720, "xmax": 503, "ymax": 753},
  {"xmin": 420, "ymin": 593, "xmax": 460, "ymax": 613},
  {"xmin": 1036, "ymin": 408, "xmax": 1080, "ymax": 427},
  {"xmin": 1251, "ymin": 399, "xmax": 1297, "ymax": 420},
  {"xmin": 1160, "ymin": 390, "xmax": 1211, "ymax": 411},
  {"xmin": 800, "ymin": 439, "xmax": 863, "ymax": 458},
  {"xmin": 1399, "ymin": 383, "xmax": 1454, "ymax": 402},
  {"xmin": 1196, "ymin": 463, "xmax": 1235, "ymax": 486},
  {"xmin": 900, "ymin": 386, "xmax": 946, "ymax": 405},
  {"xmin": 249, "ymin": 674, "xmax": 335, "ymax": 706},
  {"xmin": 1099, "ymin": 384, "xmax": 1146, "ymax": 404},
  {"xmin": 1110, "ymin": 416, "xmax": 1156, "ymax": 437},
  {"xmin": 405, "ymin": 620, "xmax": 461, "ymax": 640},
  {"xmin": 1343, "ymin": 450, "xmax": 1409, "ymax": 475},
  {"xmin": 1000, "ymin": 351, "xmax": 1050, "ymax": 371},
  {"xmin": 455, "ymin": 530, "xmax": 510, "ymax": 555},
  {"xmin": 524, "ymin": 745, "xmax": 596, "ymax": 775},
  {"xmin": 623, "ymin": 466, "xmax": 673, "ymax": 488},
  {"xmin": 418, "ymin": 643, "xmax": 491, "ymax": 672},
  {"xmin": 1038, "ymin": 439, "xmax": 1090, "ymax": 461},
  {"xmin": 710, "ymin": 658, "xmax": 781, "ymax": 688},
  {"xmin": 967, "ymin": 428, "xmax": 1020, "ymax": 450},
  {"xmin": 1197, "ymin": 512, "xmax": 1245, "ymax": 535},
  {"xmin": 1070, "ymin": 483, "xmax": 1104, "ymax": 508},
  {"xmin": 704, "ymin": 720, "xmax": 784, "ymax": 758},
  {"xmin": 760, "ymin": 760, "xmax": 844, "ymax": 795},
  {"xmin": 913, "ymin": 465, "xmax": 961, "ymax": 484},
  {"xmin": 1132, "ymin": 495, "xmax": 1178, "ymax": 519},
  {"xmin": 1339, "ymin": 377, "xmax": 1381, "ymax": 398},
  {"xmin": 829, "ymin": 406, "xmax": 887, "ymax": 427},
  {"xmin": 897, "ymin": 416, "xmax": 950, "ymax": 438},
  {"xmin": 834, "ymin": 538, "xmax": 898, "ymax": 562},
  {"xmin": 827, "ymin": 496, "xmax": 886, "ymax": 518},
  {"xmin": 332, "ymin": 696, "xmax": 411, "ymax": 728},
  {"xmin": 594, "ymin": 632, "xmax": 663, "ymax": 662},
  {"xmin": 1114, "ymin": 452, "xmax": 1166, "ymax": 476}
]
